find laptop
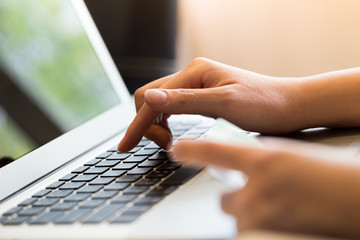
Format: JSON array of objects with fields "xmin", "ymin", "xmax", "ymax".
[{"xmin": 0, "ymin": 0, "xmax": 237, "ymax": 239}]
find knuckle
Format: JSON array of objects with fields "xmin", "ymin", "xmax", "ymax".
[
  {"xmin": 251, "ymin": 150, "xmax": 283, "ymax": 174},
  {"xmin": 176, "ymin": 89, "xmax": 197, "ymax": 105},
  {"xmin": 134, "ymin": 87, "xmax": 146, "ymax": 101},
  {"xmin": 221, "ymin": 86, "xmax": 239, "ymax": 105},
  {"xmin": 185, "ymin": 57, "xmax": 211, "ymax": 73},
  {"xmin": 188, "ymin": 57, "xmax": 208, "ymax": 67}
]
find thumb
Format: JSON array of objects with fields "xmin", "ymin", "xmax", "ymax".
[{"xmin": 144, "ymin": 88, "xmax": 226, "ymax": 116}]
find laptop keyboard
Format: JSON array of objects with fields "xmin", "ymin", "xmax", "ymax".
[{"xmin": 0, "ymin": 119, "xmax": 214, "ymax": 225}]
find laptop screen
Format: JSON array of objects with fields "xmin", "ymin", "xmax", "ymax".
[{"xmin": 0, "ymin": 0, "xmax": 120, "ymax": 160}]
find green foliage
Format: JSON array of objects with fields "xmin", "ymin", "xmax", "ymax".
[{"xmin": 0, "ymin": 0, "xmax": 119, "ymax": 159}]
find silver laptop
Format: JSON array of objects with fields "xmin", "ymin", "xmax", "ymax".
[{"xmin": 0, "ymin": 0, "xmax": 236, "ymax": 239}]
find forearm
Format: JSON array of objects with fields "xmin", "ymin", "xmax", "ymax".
[{"xmin": 296, "ymin": 68, "xmax": 360, "ymax": 129}]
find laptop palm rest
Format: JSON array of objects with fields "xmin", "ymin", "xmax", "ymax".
[{"xmin": 130, "ymin": 170, "xmax": 238, "ymax": 239}]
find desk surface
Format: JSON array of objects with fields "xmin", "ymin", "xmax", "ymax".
[{"xmin": 235, "ymin": 230, "xmax": 340, "ymax": 240}]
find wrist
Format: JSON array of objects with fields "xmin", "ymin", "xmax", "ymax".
[
  {"xmin": 295, "ymin": 69, "xmax": 360, "ymax": 129},
  {"xmin": 290, "ymin": 76, "xmax": 319, "ymax": 130},
  {"xmin": 291, "ymin": 75, "xmax": 337, "ymax": 130},
  {"xmin": 277, "ymin": 77, "xmax": 314, "ymax": 132}
]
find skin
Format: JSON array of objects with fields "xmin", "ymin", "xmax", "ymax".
[
  {"xmin": 117, "ymin": 57, "xmax": 360, "ymax": 237},
  {"xmin": 172, "ymin": 139, "xmax": 360, "ymax": 238}
]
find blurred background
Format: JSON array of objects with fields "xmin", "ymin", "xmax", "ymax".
[
  {"xmin": 1, "ymin": 0, "xmax": 360, "ymax": 162},
  {"xmin": 176, "ymin": 0, "xmax": 360, "ymax": 77}
]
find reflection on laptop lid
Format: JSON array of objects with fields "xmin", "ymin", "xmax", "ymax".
[{"xmin": 0, "ymin": 0, "xmax": 119, "ymax": 160}]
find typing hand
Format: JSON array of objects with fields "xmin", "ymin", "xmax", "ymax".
[
  {"xmin": 171, "ymin": 138, "xmax": 360, "ymax": 238},
  {"xmin": 117, "ymin": 58, "xmax": 304, "ymax": 152}
]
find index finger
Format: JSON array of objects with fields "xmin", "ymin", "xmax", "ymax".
[
  {"xmin": 118, "ymin": 66, "xmax": 211, "ymax": 152},
  {"xmin": 117, "ymin": 104, "xmax": 169, "ymax": 152},
  {"xmin": 118, "ymin": 61, "xmax": 214, "ymax": 152},
  {"xmin": 172, "ymin": 141, "xmax": 264, "ymax": 174}
]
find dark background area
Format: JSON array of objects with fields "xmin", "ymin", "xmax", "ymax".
[{"xmin": 85, "ymin": 0, "xmax": 177, "ymax": 94}]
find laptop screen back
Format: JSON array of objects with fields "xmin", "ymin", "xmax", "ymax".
[{"xmin": 0, "ymin": 0, "xmax": 120, "ymax": 160}]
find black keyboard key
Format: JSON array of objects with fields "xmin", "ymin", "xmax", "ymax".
[
  {"xmin": 143, "ymin": 142, "xmax": 161, "ymax": 149},
  {"xmin": 79, "ymin": 199, "xmax": 105, "ymax": 208},
  {"xmin": 107, "ymin": 153, "xmax": 130, "ymax": 160},
  {"xmin": 160, "ymin": 166, "xmax": 201, "ymax": 186},
  {"xmin": 158, "ymin": 149, "xmax": 168, "ymax": 154},
  {"xmin": 18, "ymin": 207, "xmax": 45, "ymax": 216},
  {"xmin": 128, "ymin": 147, "xmax": 141, "ymax": 153},
  {"xmin": 104, "ymin": 183, "xmax": 130, "ymax": 191},
  {"xmin": 19, "ymin": 198, "xmax": 37, "ymax": 206},
  {"xmin": 127, "ymin": 167, "xmax": 152, "ymax": 175},
  {"xmin": 64, "ymin": 193, "xmax": 91, "ymax": 202},
  {"xmin": 30, "ymin": 210, "xmax": 63, "ymax": 224},
  {"xmin": 101, "ymin": 170, "xmax": 126, "ymax": 178},
  {"xmin": 71, "ymin": 166, "xmax": 89, "ymax": 174},
  {"xmin": 122, "ymin": 205, "xmax": 151, "ymax": 215},
  {"xmin": 116, "ymin": 175, "xmax": 142, "ymax": 183},
  {"xmin": 157, "ymin": 162, "xmax": 181, "ymax": 171},
  {"xmin": 95, "ymin": 160, "xmax": 120, "ymax": 167},
  {"xmin": 111, "ymin": 194, "xmax": 137, "ymax": 203},
  {"xmin": 0, "ymin": 216, "xmax": 8, "ymax": 223},
  {"xmin": 46, "ymin": 181, "xmax": 65, "ymax": 189},
  {"xmin": 147, "ymin": 186, "xmax": 178, "ymax": 196},
  {"xmin": 138, "ymin": 160, "xmax": 162, "ymax": 168},
  {"xmin": 89, "ymin": 177, "xmax": 115, "ymax": 185},
  {"xmin": 55, "ymin": 208, "xmax": 92, "ymax": 224},
  {"xmin": 3, "ymin": 216, "xmax": 30, "ymax": 225},
  {"xmin": 32, "ymin": 189, "xmax": 51, "ymax": 197},
  {"xmin": 123, "ymin": 156, "xmax": 147, "ymax": 163},
  {"xmin": 137, "ymin": 139, "xmax": 150, "ymax": 147},
  {"xmin": 3, "ymin": 206, "xmax": 22, "ymax": 216},
  {"xmin": 146, "ymin": 170, "xmax": 172, "ymax": 179},
  {"xmin": 122, "ymin": 186, "xmax": 149, "ymax": 195},
  {"xmin": 96, "ymin": 152, "xmax": 112, "ymax": 159},
  {"xmin": 148, "ymin": 153, "xmax": 169, "ymax": 161},
  {"xmin": 59, "ymin": 173, "xmax": 77, "ymax": 181},
  {"xmin": 112, "ymin": 163, "xmax": 137, "ymax": 170},
  {"xmin": 83, "ymin": 203, "xmax": 124, "ymax": 223},
  {"xmin": 110, "ymin": 214, "xmax": 139, "ymax": 223},
  {"xmin": 134, "ymin": 149, "xmax": 157, "ymax": 156},
  {"xmin": 134, "ymin": 196, "xmax": 163, "ymax": 206},
  {"xmin": 92, "ymin": 190, "xmax": 118, "ymax": 199},
  {"xmin": 33, "ymin": 198, "xmax": 59, "ymax": 207},
  {"xmin": 135, "ymin": 178, "xmax": 160, "ymax": 186},
  {"xmin": 77, "ymin": 185, "xmax": 102, "ymax": 193},
  {"xmin": 83, "ymin": 167, "xmax": 109, "ymax": 175},
  {"xmin": 51, "ymin": 202, "xmax": 77, "ymax": 211},
  {"xmin": 84, "ymin": 158, "xmax": 101, "ymax": 166},
  {"xmin": 72, "ymin": 174, "xmax": 97, "ymax": 182},
  {"xmin": 59, "ymin": 182, "xmax": 85, "ymax": 190},
  {"xmin": 47, "ymin": 190, "xmax": 73, "ymax": 198}
]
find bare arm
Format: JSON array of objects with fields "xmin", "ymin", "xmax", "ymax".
[{"xmin": 299, "ymin": 68, "xmax": 360, "ymax": 129}]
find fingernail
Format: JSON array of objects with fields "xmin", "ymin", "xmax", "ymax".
[{"xmin": 145, "ymin": 89, "xmax": 168, "ymax": 105}]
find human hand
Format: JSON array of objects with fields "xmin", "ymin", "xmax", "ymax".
[
  {"xmin": 118, "ymin": 58, "xmax": 306, "ymax": 152},
  {"xmin": 171, "ymin": 138, "xmax": 360, "ymax": 238}
]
